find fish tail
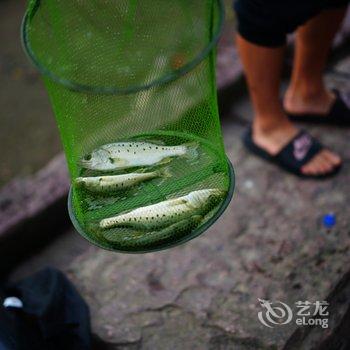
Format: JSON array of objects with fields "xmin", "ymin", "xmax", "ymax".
[
  {"xmin": 88, "ymin": 221, "xmax": 101, "ymax": 233},
  {"xmin": 183, "ymin": 142, "xmax": 199, "ymax": 160},
  {"xmin": 79, "ymin": 159, "xmax": 91, "ymax": 169},
  {"xmin": 74, "ymin": 177, "xmax": 85, "ymax": 186},
  {"xmin": 99, "ymin": 217, "xmax": 118, "ymax": 229}
]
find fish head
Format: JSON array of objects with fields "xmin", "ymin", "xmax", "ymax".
[
  {"xmin": 80, "ymin": 149, "xmax": 115, "ymax": 170},
  {"xmin": 187, "ymin": 189, "xmax": 225, "ymax": 208}
]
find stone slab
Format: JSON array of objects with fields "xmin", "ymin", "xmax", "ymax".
[{"xmin": 0, "ymin": 154, "xmax": 70, "ymax": 275}]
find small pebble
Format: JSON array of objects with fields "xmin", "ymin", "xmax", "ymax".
[{"xmin": 243, "ymin": 179, "xmax": 254, "ymax": 190}]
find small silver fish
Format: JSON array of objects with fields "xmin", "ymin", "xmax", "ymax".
[
  {"xmin": 80, "ymin": 141, "xmax": 198, "ymax": 171},
  {"xmin": 99, "ymin": 188, "xmax": 224, "ymax": 230},
  {"xmin": 75, "ymin": 169, "xmax": 170, "ymax": 193}
]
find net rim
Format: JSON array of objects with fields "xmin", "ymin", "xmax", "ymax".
[
  {"xmin": 68, "ymin": 158, "xmax": 234, "ymax": 253},
  {"xmin": 21, "ymin": 0, "xmax": 225, "ymax": 95}
]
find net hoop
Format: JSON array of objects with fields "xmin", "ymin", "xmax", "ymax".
[{"xmin": 21, "ymin": 0, "xmax": 225, "ymax": 95}]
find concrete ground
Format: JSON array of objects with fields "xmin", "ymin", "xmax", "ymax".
[{"xmin": 10, "ymin": 56, "xmax": 350, "ymax": 349}]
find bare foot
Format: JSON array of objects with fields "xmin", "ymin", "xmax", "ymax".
[
  {"xmin": 253, "ymin": 119, "xmax": 341, "ymax": 175},
  {"xmin": 283, "ymin": 88, "xmax": 335, "ymax": 116}
]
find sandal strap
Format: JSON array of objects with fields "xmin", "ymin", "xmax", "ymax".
[
  {"xmin": 275, "ymin": 130, "xmax": 323, "ymax": 169},
  {"xmin": 330, "ymin": 89, "xmax": 350, "ymax": 123},
  {"xmin": 287, "ymin": 89, "xmax": 350, "ymax": 126}
]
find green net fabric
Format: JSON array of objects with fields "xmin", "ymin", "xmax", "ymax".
[{"xmin": 22, "ymin": 0, "xmax": 234, "ymax": 253}]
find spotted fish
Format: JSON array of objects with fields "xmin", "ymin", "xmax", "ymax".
[
  {"xmin": 102, "ymin": 215, "xmax": 203, "ymax": 247},
  {"xmin": 75, "ymin": 169, "xmax": 170, "ymax": 194},
  {"xmin": 80, "ymin": 141, "xmax": 198, "ymax": 171},
  {"xmin": 99, "ymin": 188, "xmax": 225, "ymax": 230}
]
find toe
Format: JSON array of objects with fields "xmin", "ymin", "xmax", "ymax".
[
  {"xmin": 302, "ymin": 156, "xmax": 319, "ymax": 175},
  {"xmin": 301, "ymin": 151, "xmax": 339, "ymax": 176},
  {"xmin": 322, "ymin": 149, "xmax": 342, "ymax": 167},
  {"xmin": 317, "ymin": 152, "xmax": 333, "ymax": 173},
  {"xmin": 314, "ymin": 154, "xmax": 329, "ymax": 174}
]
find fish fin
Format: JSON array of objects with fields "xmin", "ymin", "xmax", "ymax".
[
  {"xmin": 168, "ymin": 198, "xmax": 188, "ymax": 206},
  {"xmin": 132, "ymin": 168, "xmax": 146, "ymax": 174},
  {"xmin": 102, "ymin": 228, "xmax": 143, "ymax": 242},
  {"xmin": 157, "ymin": 167, "xmax": 172, "ymax": 179},
  {"xmin": 142, "ymin": 139, "xmax": 166, "ymax": 146},
  {"xmin": 110, "ymin": 157, "xmax": 128, "ymax": 167},
  {"xmin": 190, "ymin": 215, "xmax": 203, "ymax": 224},
  {"xmin": 183, "ymin": 142, "xmax": 199, "ymax": 160},
  {"xmin": 159, "ymin": 157, "xmax": 173, "ymax": 165}
]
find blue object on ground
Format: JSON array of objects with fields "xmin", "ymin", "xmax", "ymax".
[{"xmin": 323, "ymin": 213, "xmax": 336, "ymax": 228}]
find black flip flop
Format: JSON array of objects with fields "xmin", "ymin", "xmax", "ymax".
[
  {"xmin": 243, "ymin": 128, "xmax": 341, "ymax": 179},
  {"xmin": 286, "ymin": 89, "xmax": 350, "ymax": 126}
]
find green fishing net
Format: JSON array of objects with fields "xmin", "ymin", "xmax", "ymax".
[{"xmin": 22, "ymin": 0, "xmax": 234, "ymax": 252}]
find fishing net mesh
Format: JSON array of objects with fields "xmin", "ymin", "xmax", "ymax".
[{"xmin": 22, "ymin": 0, "xmax": 234, "ymax": 252}]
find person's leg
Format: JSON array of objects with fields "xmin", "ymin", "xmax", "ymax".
[
  {"xmin": 237, "ymin": 34, "xmax": 341, "ymax": 175},
  {"xmin": 236, "ymin": 35, "xmax": 295, "ymax": 152},
  {"xmin": 284, "ymin": 7, "xmax": 347, "ymax": 115}
]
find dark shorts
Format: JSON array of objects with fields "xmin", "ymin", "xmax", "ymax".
[{"xmin": 234, "ymin": 0, "xmax": 349, "ymax": 47}]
